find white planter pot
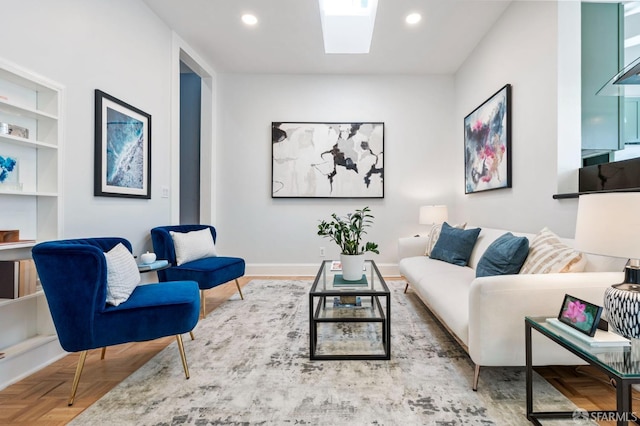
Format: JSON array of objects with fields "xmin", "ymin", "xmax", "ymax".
[{"xmin": 340, "ymin": 253, "xmax": 365, "ymax": 281}]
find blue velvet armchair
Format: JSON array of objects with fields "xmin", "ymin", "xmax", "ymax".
[
  {"xmin": 151, "ymin": 225, "xmax": 245, "ymax": 317},
  {"xmin": 31, "ymin": 237, "xmax": 200, "ymax": 406}
]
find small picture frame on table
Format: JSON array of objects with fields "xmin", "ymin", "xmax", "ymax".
[{"xmin": 557, "ymin": 294, "xmax": 603, "ymax": 337}]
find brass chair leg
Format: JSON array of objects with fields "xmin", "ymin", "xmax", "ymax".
[
  {"xmin": 189, "ymin": 331, "xmax": 195, "ymax": 340},
  {"xmin": 200, "ymin": 289, "xmax": 206, "ymax": 318},
  {"xmin": 473, "ymin": 364, "xmax": 481, "ymax": 391},
  {"xmin": 404, "ymin": 282, "xmax": 409, "ymax": 293},
  {"xmin": 235, "ymin": 279, "xmax": 244, "ymax": 300},
  {"xmin": 176, "ymin": 334, "xmax": 190, "ymax": 379},
  {"xmin": 100, "ymin": 347, "xmax": 106, "ymax": 360},
  {"xmin": 68, "ymin": 350, "xmax": 88, "ymax": 406}
]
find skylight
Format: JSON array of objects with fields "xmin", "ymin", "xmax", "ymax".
[{"xmin": 318, "ymin": 0, "xmax": 378, "ymax": 54}]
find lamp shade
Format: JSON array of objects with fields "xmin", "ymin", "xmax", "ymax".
[
  {"xmin": 574, "ymin": 192, "xmax": 640, "ymax": 259},
  {"xmin": 419, "ymin": 205, "xmax": 448, "ymax": 225}
]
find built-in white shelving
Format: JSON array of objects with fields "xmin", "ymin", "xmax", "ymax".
[{"xmin": 0, "ymin": 58, "xmax": 65, "ymax": 390}]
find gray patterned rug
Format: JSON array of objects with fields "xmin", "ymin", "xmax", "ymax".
[{"xmin": 70, "ymin": 280, "xmax": 585, "ymax": 425}]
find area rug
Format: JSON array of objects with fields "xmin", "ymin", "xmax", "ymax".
[{"xmin": 70, "ymin": 280, "xmax": 588, "ymax": 425}]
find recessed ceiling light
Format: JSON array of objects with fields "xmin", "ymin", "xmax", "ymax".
[
  {"xmin": 241, "ymin": 14, "xmax": 258, "ymax": 26},
  {"xmin": 406, "ymin": 13, "xmax": 422, "ymax": 25}
]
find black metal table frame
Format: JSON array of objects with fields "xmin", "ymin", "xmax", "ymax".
[
  {"xmin": 526, "ymin": 317, "xmax": 640, "ymax": 425},
  {"xmin": 309, "ymin": 261, "xmax": 391, "ymax": 361}
]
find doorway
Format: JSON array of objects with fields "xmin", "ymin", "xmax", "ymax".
[{"xmin": 179, "ymin": 61, "xmax": 201, "ymax": 224}]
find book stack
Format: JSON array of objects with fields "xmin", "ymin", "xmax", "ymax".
[
  {"xmin": 333, "ymin": 274, "xmax": 368, "ymax": 287},
  {"xmin": 546, "ymin": 318, "xmax": 631, "ymax": 348},
  {"xmin": 0, "ymin": 259, "xmax": 38, "ymax": 299},
  {"xmin": 333, "ymin": 296, "xmax": 362, "ymax": 308},
  {"xmin": 137, "ymin": 259, "xmax": 169, "ymax": 271}
]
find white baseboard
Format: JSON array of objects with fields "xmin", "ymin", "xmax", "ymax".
[{"xmin": 245, "ymin": 263, "xmax": 401, "ymax": 278}]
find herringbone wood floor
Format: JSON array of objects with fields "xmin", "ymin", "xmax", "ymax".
[{"xmin": 0, "ymin": 276, "xmax": 630, "ymax": 425}]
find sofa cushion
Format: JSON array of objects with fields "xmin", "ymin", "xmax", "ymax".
[
  {"xmin": 429, "ymin": 222, "xmax": 481, "ymax": 267},
  {"xmin": 424, "ymin": 222, "xmax": 466, "ymax": 256},
  {"xmin": 520, "ymin": 227, "xmax": 586, "ymax": 274},
  {"xmin": 170, "ymin": 228, "xmax": 218, "ymax": 266},
  {"xmin": 104, "ymin": 243, "xmax": 141, "ymax": 306},
  {"xmin": 476, "ymin": 232, "xmax": 529, "ymax": 277},
  {"xmin": 410, "ymin": 259, "xmax": 476, "ymax": 346}
]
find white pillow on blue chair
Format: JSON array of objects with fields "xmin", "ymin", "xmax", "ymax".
[
  {"xmin": 171, "ymin": 228, "xmax": 218, "ymax": 266},
  {"xmin": 104, "ymin": 243, "xmax": 140, "ymax": 306}
]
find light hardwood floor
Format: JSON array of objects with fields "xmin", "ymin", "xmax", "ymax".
[{"xmin": 0, "ymin": 276, "xmax": 630, "ymax": 425}]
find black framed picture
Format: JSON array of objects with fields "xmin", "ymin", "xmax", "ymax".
[
  {"xmin": 272, "ymin": 122, "xmax": 384, "ymax": 198},
  {"xmin": 557, "ymin": 294, "xmax": 603, "ymax": 337},
  {"xmin": 94, "ymin": 89, "xmax": 151, "ymax": 199},
  {"xmin": 464, "ymin": 84, "xmax": 511, "ymax": 194}
]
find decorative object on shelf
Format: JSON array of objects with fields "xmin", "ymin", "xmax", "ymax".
[
  {"xmin": 574, "ymin": 192, "xmax": 640, "ymax": 338},
  {"xmin": 334, "ymin": 296, "xmax": 362, "ymax": 307},
  {"xmin": 317, "ymin": 206, "xmax": 379, "ymax": 281},
  {"xmin": 272, "ymin": 122, "xmax": 384, "ymax": 198},
  {"xmin": 0, "ymin": 155, "xmax": 19, "ymax": 189},
  {"xmin": 464, "ymin": 84, "xmax": 511, "ymax": 194},
  {"xmin": 0, "ymin": 230, "xmax": 19, "ymax": 243},
  {"xmin": 140, "ymin": 251, "xmax": 156, "ymax": 264},
  {"xmin": 0, "ymin": 122, "xmax": 28, "ymax": 139},
  {"xmin": 94, "ymin": 89, "xmax": 151, "ymax": 199},
  {"xmin": 0, "ymin": 259, "xmax": 37, "ymax": 299}
]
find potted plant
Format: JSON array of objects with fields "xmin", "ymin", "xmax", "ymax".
[{"xmin": 317, "ymin": 206, "xmax": 380, "ymax": 281}]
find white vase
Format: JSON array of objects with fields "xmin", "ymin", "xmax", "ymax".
[{"xmin": 340, "ymin": 253, "xmax": 365, "ymax": 281}]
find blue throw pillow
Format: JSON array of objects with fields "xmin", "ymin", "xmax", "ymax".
[
  {"xmin": 429, "ymin": 222, "xmax": 481, "ymax": 266},
  {"xmin": 476, "ymin": 232, "xmax": 530, "ymax": 278}
]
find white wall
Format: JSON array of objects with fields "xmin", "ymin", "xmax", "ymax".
[
  {"xmin": 454, "ymin": 1, "xmax": 580, "ymax": 237},
  {"xmin": 1, "ymin": 0, "xmax": 585, "ymax": 276},
  {"xmin": 0, "ymin": 0, "xmax": 174, "ymax": 255},
  {"xmin": 216, "ymin": 74, "xmax": 455, "ymax": 274}
]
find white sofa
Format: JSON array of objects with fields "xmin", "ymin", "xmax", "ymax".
[{"xmin": 398, "ymin": 226, "xmax": 626, "ymax": 390}]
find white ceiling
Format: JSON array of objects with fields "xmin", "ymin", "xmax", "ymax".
[{"xmin": 143, "ymin": 0, "xmax": 512, "ymax": 75}]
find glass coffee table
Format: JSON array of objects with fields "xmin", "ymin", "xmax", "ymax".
[{"xmin": 309, "ymin": 260, "xmax": 390, "ymax": 360}]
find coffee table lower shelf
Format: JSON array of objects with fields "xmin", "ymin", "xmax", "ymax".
[{"xmin": 309, "ymin": 294, "xmax": 390, "ymax": 361}]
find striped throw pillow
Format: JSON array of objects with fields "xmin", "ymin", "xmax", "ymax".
[{"xmin": 519, "ymin": 227, "xmax": 586, "ymax": 274}]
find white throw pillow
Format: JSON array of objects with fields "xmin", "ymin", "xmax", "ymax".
[
  {"xmin": 104, "ymin": 243, "xmax": 141, "ymax": 306},
  {"xmin": 424, "ymin": 222, "xmax": 466, "ymax": 256},
  {"xmin": 171, "ymin": 228, "xmax": 218, "ymax": 266},
  {"xmin": 519, "ymin": 227, "xmax": 586, "ymax": 274}
]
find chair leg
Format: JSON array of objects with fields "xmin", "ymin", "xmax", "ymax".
[
  {"xmin": 68, "ymin": 350, "xmax": 88, "ymax": 406},
  {"xmin": 200, "ymin": 289, "xmax": 206, "ymax": 318},
  {"xmin": 404, "ymin": 282, "xmax": 410, "ymax": 293},
  {"xmin": 176, "ymin": 334, "xmax": 190, "ymax": 379},
  {"xmin": 235, "ymin": 279, "xmax": 244, "ymax": 300},
  {"xmin": 473, "ymin": 364, "xmax": 481, "ymax": 391},
  {"xmin": 100, "ymin": 347, "xmax": 106, "ymax": 360},
  {"xmin": 189, "ymin": 331, "xmax": 195, "ymax": 340}
]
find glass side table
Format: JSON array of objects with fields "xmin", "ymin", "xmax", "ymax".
[{"xmin": 525, "ymin": 316, "xmax": 640, "ymax": 425}]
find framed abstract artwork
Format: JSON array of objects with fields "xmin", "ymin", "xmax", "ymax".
[
  {"xmin": 464, "ymin": 84, "xmax": 511, "ymax": 194},
  {"xmin": 94, "ymin": 89, "xmax": 151, "ymax": 199},
  {"xmin": 272, "ymin": 122, "xmax": 384, "ymax": 198}
]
